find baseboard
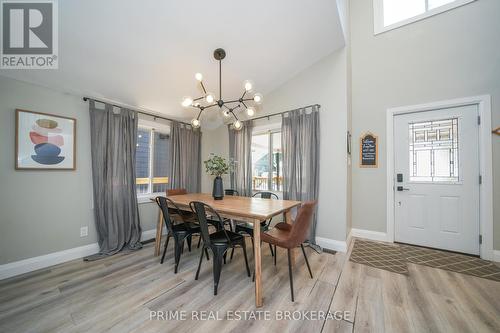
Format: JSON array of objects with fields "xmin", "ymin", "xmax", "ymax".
[
  {"xmin": 0, "ymin": 243, "xmax": 100, "ymax": 281},
  {"xmin": 350, "ymin": 228, "xmax": 389, "ymax": 242},
  {"xmin": 0, "ymin": 228, "xmax": 161, "ymax": 281},
  {"xmin": 316, "ymin": 236, "xmax": 347, "ymax": 253},
  {"xmin": 493, "ymin": 250, "xmax": 500, "ymax": 263},
  {"xmin": 141, "ymin": 228, "xmax": 165, "ymax": 241}
]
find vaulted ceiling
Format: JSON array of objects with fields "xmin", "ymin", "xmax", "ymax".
[{"xmin": 0, "ymin": 0, "xmax": 345, "ymax": 123}]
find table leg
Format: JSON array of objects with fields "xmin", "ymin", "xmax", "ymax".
[
  {"xmin": 154, "ymin": 209, "xmax": 164, "ymax": 256},
  {"xmin": 253, "ymin": 218, "xmax": 263, "ymax": 307},
  {"xmin": 285, "ymin": 210, "xmax": 296, "ymax": 265}
]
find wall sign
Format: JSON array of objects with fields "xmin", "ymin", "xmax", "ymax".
[{"xmin": 360, "ymin": 132, "xmax": 378, "ymax": 168}]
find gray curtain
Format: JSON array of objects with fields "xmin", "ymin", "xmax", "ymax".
[
  {"xmin": 87, "ymin": 100, "xmax": 142, "ymax": 260},
  {"xmin": 282, "ymin": 106, "xmax": 320, "ymax": 245},
  {"xmin": 228, "ymin": 121, "xmax": 253, "ymax": 196},
  {"xmin": 169, "ymin": 121, "xmax": 202, "ymax": 192}
]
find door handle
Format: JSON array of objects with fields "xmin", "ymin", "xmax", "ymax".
[{"xmin": 397, "ymin": 186, "xmax": 410, "ymax": 191}]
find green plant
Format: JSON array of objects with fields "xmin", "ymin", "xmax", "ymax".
[{"xmin": 204, "ymin": 154, "xmax": 234, "ymax": 177}]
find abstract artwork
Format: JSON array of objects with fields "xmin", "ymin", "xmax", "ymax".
[{"xmin": 16, "ymin": 109, "xmax": 76, "ymax": 170}]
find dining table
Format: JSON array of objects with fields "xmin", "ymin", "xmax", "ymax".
[{"xmin": 151, "ymin": 192, "xmax": 301, "ymax": 307}]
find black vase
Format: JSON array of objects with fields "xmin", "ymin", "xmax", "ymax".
[{"xmin": 212, "ymin": 176, "xmax": 224, "ymax": 200}]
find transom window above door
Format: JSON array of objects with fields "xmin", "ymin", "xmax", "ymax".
[
  {"xmin": 408, "ymin": 118, "xmax": 459, "ymax": 182},
  {"xmin": 373, "ymin": 0, "xmax": 476, "ymax": 34}
]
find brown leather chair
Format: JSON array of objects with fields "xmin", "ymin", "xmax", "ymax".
[
  {"xmin": 167, "ymin": 188, "xmax": 188, "ymax": 196},
  {"xmin": 261, "ymin": 201, "xmax": 317, "ymax": 302}
]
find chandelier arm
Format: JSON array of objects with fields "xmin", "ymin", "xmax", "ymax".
[
  {"xmin": 230, "ymin": 110, "xmax": 239, "ymax": 121},
  {"xmin": 200, "ymin": 81, "xmax": 207, "ymax": 94},
  {"xmin": 232, "ymin": 104, "xmax": 242, "ymax": 113},
  {"xmin": 241, "ymin": 90, "xmax": 247, "ymax": 99},
  {"xmin": 224, "ymin": 99, "xmax": 241, "ymax": 104},
  {"xmin": 241, "ymin": 101, "xmax": 248, "ymax": 109},
  {"xmin": 242, "ymin": 98, "xmax": 254, "ymax": 102},
  {"xmin": 196, "ymin": 110, "xmax": 203, "ymax": 120},
  {"xmin": 203, "ymin": 103, "xmax": 219, "ymax": 110},
  {"xmin": 193, "ymin": 96, "xmax": 205, "ymax": 102}
]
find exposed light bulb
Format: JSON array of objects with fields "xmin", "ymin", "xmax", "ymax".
[
  {"xmin": 223, "ymin": 110, "xmax": 231, "ymax": 117},
  {"xmin": 243, "ymin": 80, "xmax": 253, "ymax": 92},
  {"xmin": 191, "ymin": 118, "xmax": 200, "ymax": 128},
  {"xmin": 246, "ymin": 107, "xmax": 255, "ymax": 117},
  {"xmin": 253, "ymin": 93, "xmax": 263, "ymax": 104},
  {"xmin": 195, "ymin": 73, "xmax": 203, "ymax": 81},
  {"xmin": 181, "ymin": 96, "xmax": 193, "ymax": 108},
  {"xmin": 206, "ymin": 93, "xmax": 215, "ymax": 103},
  {"xmin": 233, "ymin": 120, "xmax": 242, "ymax": 130}
]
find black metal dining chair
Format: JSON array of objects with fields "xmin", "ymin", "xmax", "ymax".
[
  {"xmin": 230, "ymin": 192, "xmax": 278, "ymax": 260},
  {"xmin": 224, "ymin": 189, "xmax": 239, "ymax": 196},
  {"xmin": 222, "ymin": 189, "xmax": 240, "ymax": 233},
  {"xmin": 190, "ymin": 201, "xmax": 251, "ymax": 295},
  {"xmin": 156, "ymin": 196, "xmax": 206, "ymax": 273}
]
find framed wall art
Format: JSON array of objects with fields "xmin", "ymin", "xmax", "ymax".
[{"xmin": 16, "ymin": 109, "xmax": 76, "ymax": 170}]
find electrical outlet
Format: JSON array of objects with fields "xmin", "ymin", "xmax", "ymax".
[{"xmin": 80, "ymin": 226, "xmax": 88, "ymax": 237}]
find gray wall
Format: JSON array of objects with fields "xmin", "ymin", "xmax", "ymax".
[
  {"xmin": 260, "ymin": 49, "xmax": 349, "ymax": 242},
  {"xmin": 0, "ymin": 76, "xmax": 158, "ymax": 264},
  {"xmin": 350, "ymin": 0, "xmax": 500, "ymax": 248},
  {"xmin": 200, "ymin": 124, "xmax": 231, "ymax": 194}
]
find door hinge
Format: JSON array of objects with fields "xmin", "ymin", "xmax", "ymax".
[
  {"xmin": 479, "ymin": 235, "xmax": 483, "ymax": 244},
  {"xmin": 479, "ymin": 175, "xmax": 482, "ymax": 185},
  {"xmin": 478, "ymin": 115, "xmax": 481, "ymax": 125}
]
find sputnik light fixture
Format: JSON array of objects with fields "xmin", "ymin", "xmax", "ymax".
[{"xmin": 181, "ymin": 48, "xmax": 263, "ymax": 130}]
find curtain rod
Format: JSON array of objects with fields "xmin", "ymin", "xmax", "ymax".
[
  {"xmin": 82, "ymin": 97, "xmax": 191, "ymax": 126},
  {"xmin": 248, "ymin": 104, "xmax": 320, "ymax": 122}
]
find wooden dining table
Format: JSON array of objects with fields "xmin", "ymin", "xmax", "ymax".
[{"xmin": 151, "ymin": 193, "xmax": 301, "ymax": 307}]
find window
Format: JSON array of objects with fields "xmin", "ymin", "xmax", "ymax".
[
  {"xmin": 408, "ymin": 118, "xmax": 459, "ymax": 182},
  {"xmin": 136, "ymin": 127, "xmax": 170, "ymax": 196},
  {"xmin": 374, "ymin": 0, "xmax": 476, "ymax": 34},
  {"xmin": 136, "ymin": 129, "xmax": 151, "ymax": 194},
  {"xmin": 251, "ymin": 131, "xmax": 282, "ymax": 191}
]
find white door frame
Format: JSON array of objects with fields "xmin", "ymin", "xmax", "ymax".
[{"xmin": 386, "ymin": 95, "xmax": 493, "ymax": 260}]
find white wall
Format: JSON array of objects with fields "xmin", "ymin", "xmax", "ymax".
[
  {"xmin": 350, "ymin": 0, "xmax": 500, "ymax": 248},
  {"xmin": 0, "ymin": 76, "xmax": 159, "ymax": 264},
  {"xmin": 260, "ymin": 49, "xmax": 350, "ymax": 243}
]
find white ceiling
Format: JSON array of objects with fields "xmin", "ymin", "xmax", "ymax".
[{"xmin": 1, "ymin": 0, "xmax": 345, "ymax": 124}]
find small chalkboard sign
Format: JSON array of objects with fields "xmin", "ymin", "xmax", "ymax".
[{"xmin": 360, "ymin": 132, "xmax": 378, "ymax": 168}]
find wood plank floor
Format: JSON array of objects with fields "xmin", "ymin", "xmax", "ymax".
[{"xmin": 1, "ymin": 237, "xmax": 499, "ymax": 333}]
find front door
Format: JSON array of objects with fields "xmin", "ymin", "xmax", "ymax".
[{"xmin": 394, "ymin": 105, "xmax": 480, "ymax": 255}]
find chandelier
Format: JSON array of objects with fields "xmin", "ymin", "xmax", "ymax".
[{"xmin": 181, "ymin": 48, "xmax": 263, "ymax": 130}]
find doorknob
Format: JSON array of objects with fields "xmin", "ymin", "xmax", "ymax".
[{"xmin": 397, "ymin": 186, "xmax": 410, "ymax": 191}]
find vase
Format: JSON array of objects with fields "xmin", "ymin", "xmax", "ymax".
[{"xmin": 212, "ymin": 176, "xmax": 224, "ymax": 200}]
